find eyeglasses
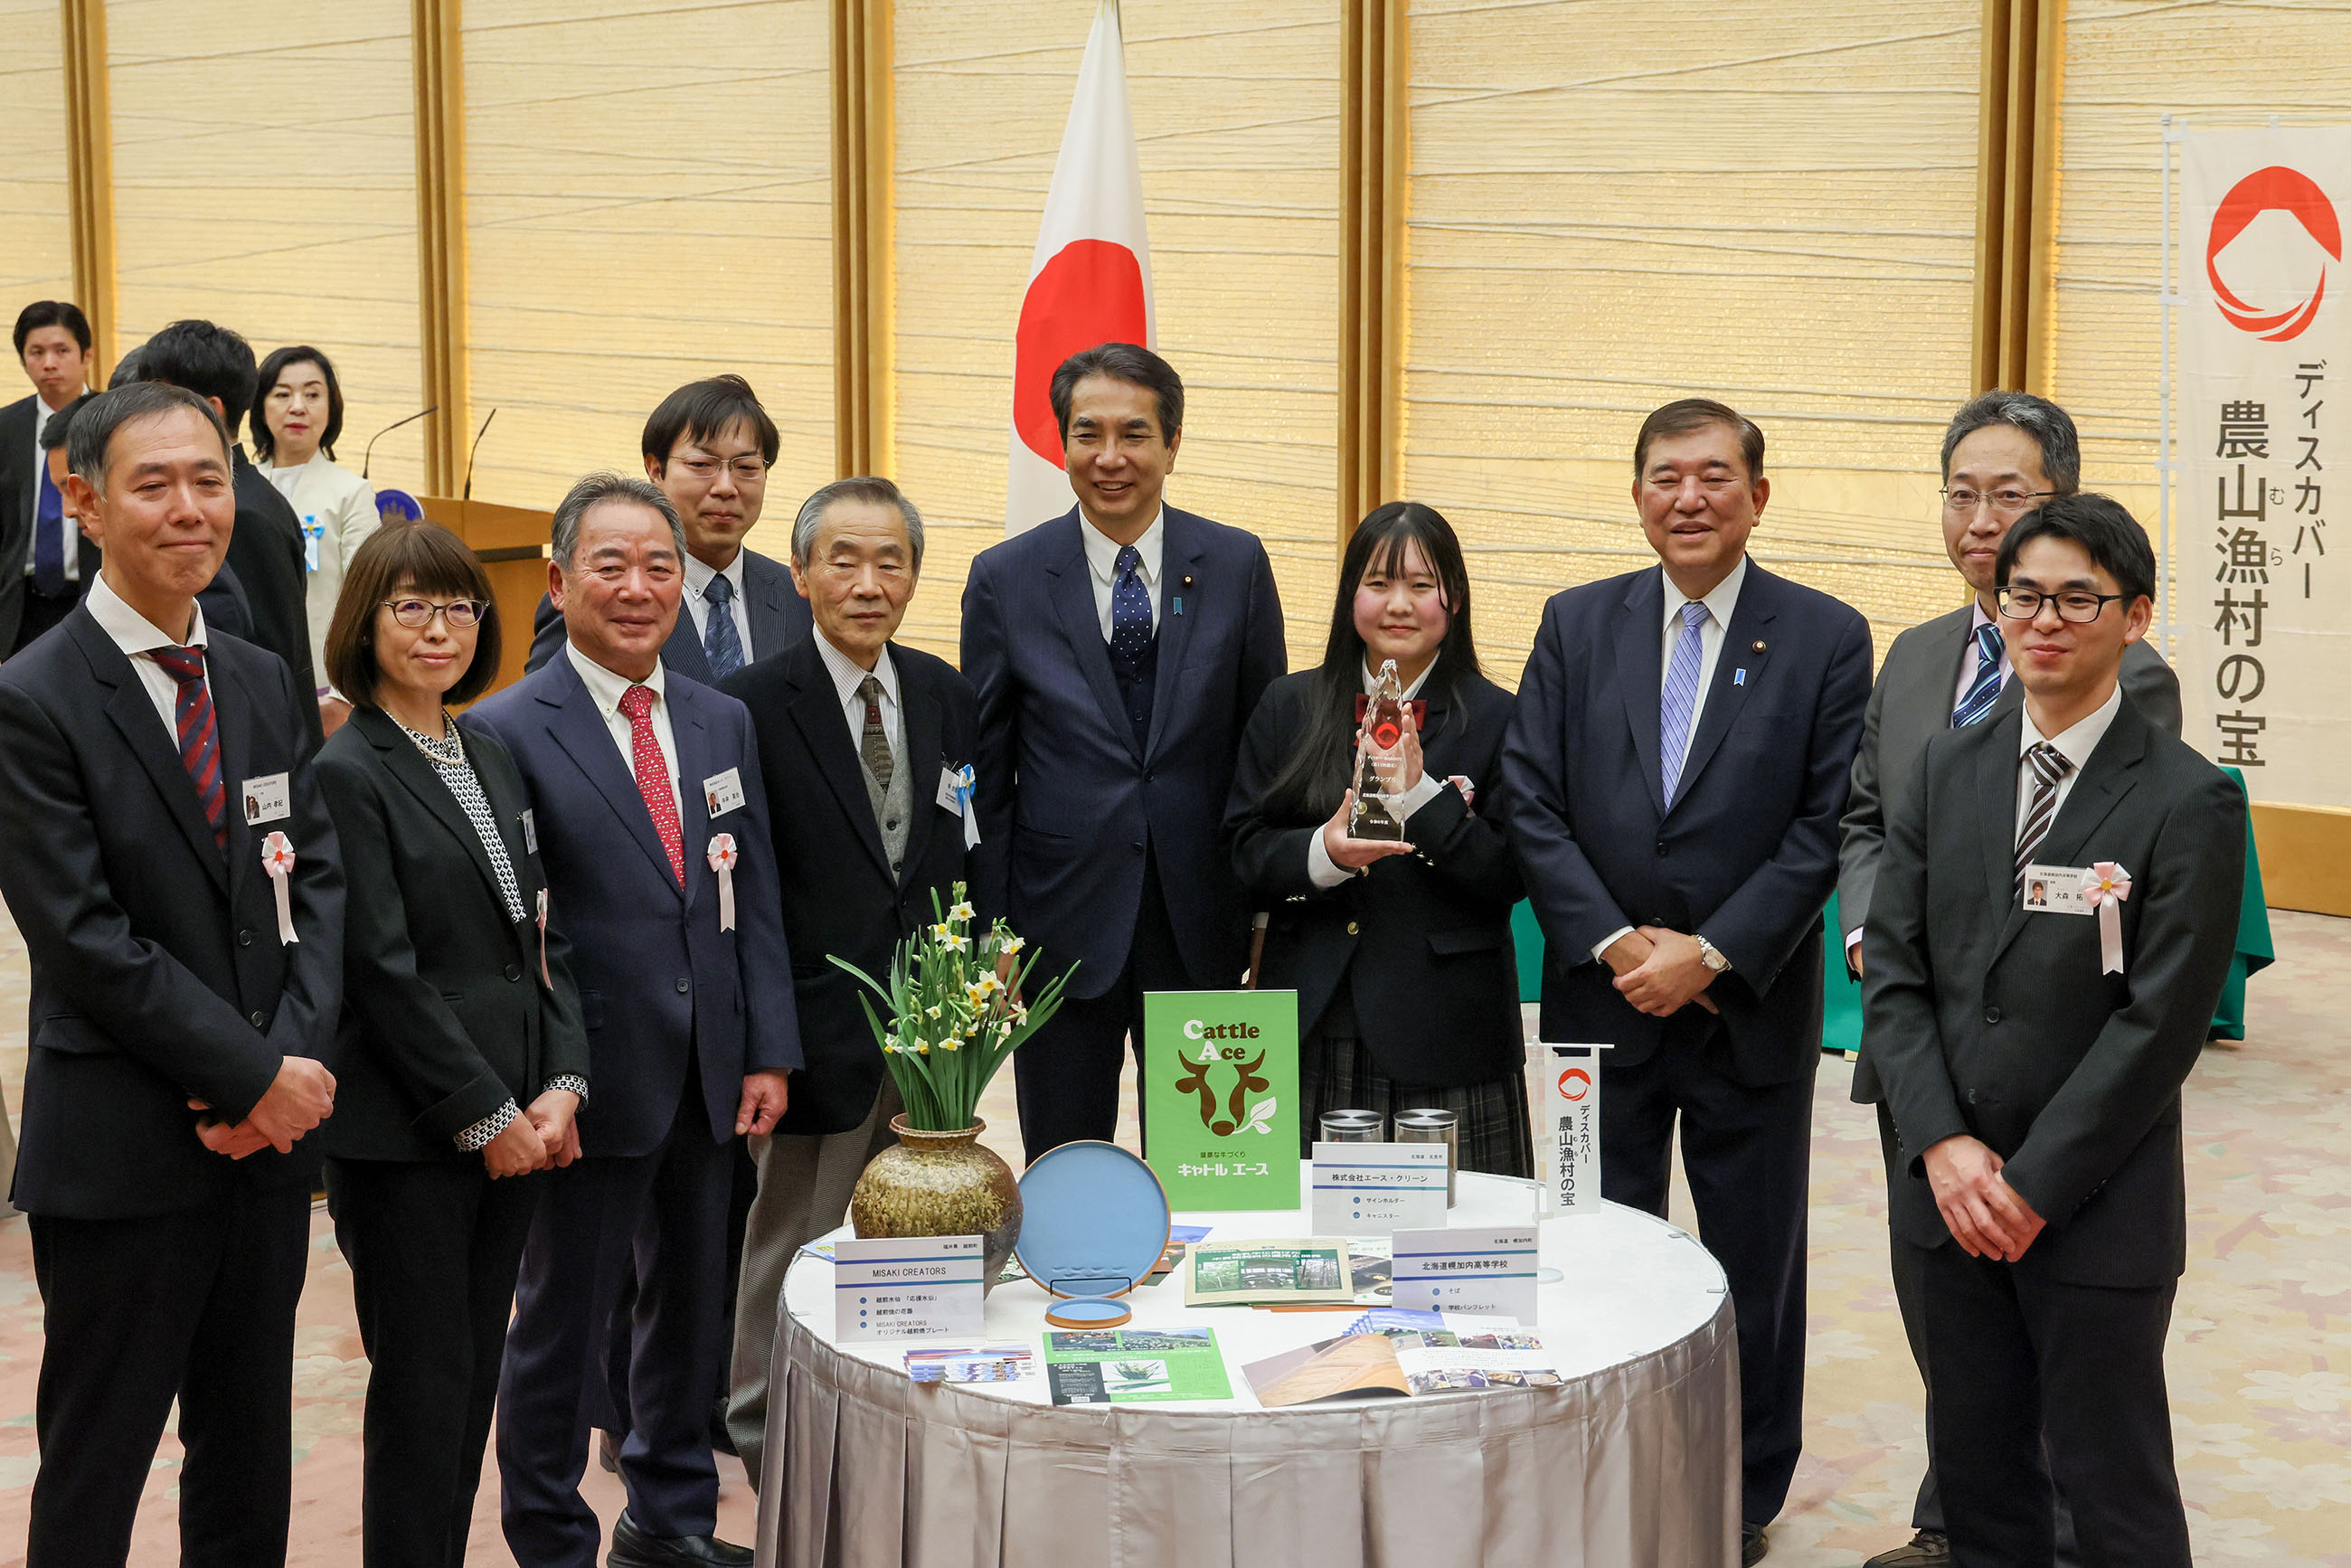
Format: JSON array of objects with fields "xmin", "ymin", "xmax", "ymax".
[
  {"xmin": 1995, "ymin": 586, "xmax": 2125, "ymax": 624},
  {"xmin": 1942, "ymin": 486, "xmax": 2054, "ymax": 516},
  {"xmin": 382, "ymin": 597, "xmax": 486, "ymax": 628},
  {"xmin": 674, "ymin": 456, "xmax": 769, "ymax": 485}
]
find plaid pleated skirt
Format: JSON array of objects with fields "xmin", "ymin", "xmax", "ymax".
[{"xmin": 1296, "ymin": 992, "xmax": 1534, "ymax": 1179}]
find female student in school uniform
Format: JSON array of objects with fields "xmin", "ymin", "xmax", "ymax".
[
  {"xmin": 1223, "ymin": 501, "xmax": 1532, "ymax": 1176},
  {"xmin": 253, "ymin": 344, "xmax": 379, "ymax": 734},
  {"xmin": 315, "ymin": 522, "xmax": 589, "ymax": 1565}
]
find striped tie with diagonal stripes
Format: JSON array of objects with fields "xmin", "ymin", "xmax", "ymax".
[
  {"xmin": 148, "ymin": 645, "xmax": 227, "ymax": 848},
  {"xmin": 1659, "ymin": 600, "xmax": 1710, "ymax": 807},
  {"xmin": 1951, "ymin": 621, "xmax": 2006, "ymax": 728},
  {"xmin": 2014, "ymin": 741, "xmax": 2073, "ymax": 899}
]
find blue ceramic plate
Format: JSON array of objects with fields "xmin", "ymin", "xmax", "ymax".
[{"xmin": 1015, "ymin": 1140, "xmax": 1172, "ymax": 1306}]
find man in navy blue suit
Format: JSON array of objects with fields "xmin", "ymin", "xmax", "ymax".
[
  {"xmin": 963, "ymin": 344, "xmax": 1287, "ymax": 1160},
  {"xmin": 1500, "ymin": 399, "xmax": 1873, "ymax": 1565},
  {"xmin": 467, "ymin": 473, "xmax": 798, "ymax": 1568},
  {"xmin": 525, "ymin": 375, "xmax": 811, "ymax": 682}
]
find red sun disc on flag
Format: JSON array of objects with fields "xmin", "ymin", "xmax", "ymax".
[
  {"xmin": 2207, "ymin": 165, "xmax": 2343, "ymax": 342},
  {"xmin": 1014, "ymin": 238, "xmax": 1149, "ymax": 465},
  {"xmin": 1557, "ymin": 1069, "xmax": 1591, "ymax": 1102}
]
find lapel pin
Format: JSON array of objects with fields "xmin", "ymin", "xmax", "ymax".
[
  {"xmin": 1734, "ymin": 668, "xmax": 1747, "ymax": 685},
  {"xmin": 1751, "ymin": 639, "xmax": 1766, "ymax": 653}
]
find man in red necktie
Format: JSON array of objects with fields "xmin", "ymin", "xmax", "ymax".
[{"xmin": 465, "ymin": 473, "xmax": 799, "ymax": 1568}]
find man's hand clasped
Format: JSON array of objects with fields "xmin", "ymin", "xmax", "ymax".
[
  {"xmin": 1605, "ymin": 927, "xmax": 1721, "ymax": 1016},
  {"xmin": 1922, "ymin": 1133, "xmax": 2045, "ymax": 1261},
  {"xmin": 189, "ymin": 1053, "xmax": 337, "ymax": 1159}
]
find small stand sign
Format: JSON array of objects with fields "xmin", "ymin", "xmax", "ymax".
[
  {"xmin": 1391, "ymin": 1227, "xmax": 1540, "ymax": 1320},
  {"xmin": 1310, "ymin": 1142, "xmax": 1448, "ymax": 1235},
  {"xmin": 833, "ymin": 1234, "xmax": 987, "ymax": 1342},
  {"xmin": 1143, "ymin": 989, "xmax": 1300, "ymax": 1210},
  {"xmin": 1538, "ymin": 1043, "xmax": 1612, "ymax": 1217}
]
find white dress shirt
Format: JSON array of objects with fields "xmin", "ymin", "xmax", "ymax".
[
  {"xmin": 1307, "ymin": 656, "xmax": 1447, "ymax": 888},
  {"xmin": 1591, "ymin": 557, "xmax": 1751, "ymax": 962},
  {"xmin": 815, "ymin": 628, "xmax": 904, "ymax": 778},
  {"xmin": 1081, "ymin": 508, "xmax": 1165, "ymax": 640},
  {"xmin": 24, "ymin": 396, "xmax": 80, "ymax": 584},
  {"xmin": 566, "ymin": 643, "xmax": 680, "ymax": 803},
  {"xmin": 2016, "ymin": 682, "xmax": 2122, "ymax": 845},
  {"xmin": 682, "ymin": 550, "xmax": 755, "ymax": 664},
  {"xmin": 1953, "ymin": 599, "xmax": 2014, "ymax": 713},
  {"xmin": 85, "ymin": 574, "xmax": 209, "ymax": 739}
]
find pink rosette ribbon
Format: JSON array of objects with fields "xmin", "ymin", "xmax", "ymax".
[
  {"xmin": 2081, "ymin": 861, "xmax": 2132, "ymax": 975},
  {"xmin": 261, "ymin": 831, "xmax": 299, "ymax": 945},
  {"xmin": 535, "ymin": 888, "xmax": 552, "ymax": 988},
  {"xmin": 707, "ymin": 833, "xmax": 739, "ymax": 932}
]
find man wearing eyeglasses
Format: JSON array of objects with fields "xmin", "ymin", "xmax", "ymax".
[
  {"xmin": 526, "ymin": 375, "xmax": 812, "ymax": 682},
  {"xmin": 1836, "ymin": 391, "xmax": 2180, "ymax": 1568}
]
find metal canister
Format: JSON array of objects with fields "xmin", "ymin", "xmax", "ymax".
[
  {"xmin": 1393, "ymin": 1108, "xmax": 1460, "ymax": 1206},
  {"xmin": 1318, "ymin": 1110, "xmax": 1385, "ymax": 1143}
]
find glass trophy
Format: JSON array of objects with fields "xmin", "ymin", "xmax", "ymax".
[{"xmin": 1347, "ymin": 659, "xmax": 1410, "ymax": 841}]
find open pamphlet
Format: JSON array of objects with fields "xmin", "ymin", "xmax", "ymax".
[
  {"xmin": 1044, "ymin": 1327, "xmax": 1235, "ymax": 1404},
  {"xmin": 1183, "ymin": 1238, "xmax": 1354, "ymax": 1307},
  {"xmin": 904, "ymin": 1344, "xmax": 1035, "ymax": 1384},
  {"xmin": 1242, "ymin": 1309, "xmax": 1563, "ymax": 1406}
]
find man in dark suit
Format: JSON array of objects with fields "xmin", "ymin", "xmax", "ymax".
[
  {"xmin": 467, "ymin": 472, "xmax": 798, "ymax": 1568},
  {"xmin": 527, "ymin": 375, "xmax": 810, "ymax": 681},
  {"xmin": 0, "ymin": 382, "xmax": 343, "ymax": 1566},
  {"xmin": 1864, "ymin": 494, "xmax": 2243, "ymax": 1568},
  {"xmin": 1836, "ymin": 390, "xmax": 2183, "ymax": 1568},
  {"xmin": 1499, "ymin": 398, "xmax": 1873, "ymax": 1564},
  {"xmin": 137, "ymin": 318, "xmax": 324, "ymax": 750},
  {"xmin": 1, "ymin": 301, "xmax": 98, "ymax": 655},
  {"xmin": 962, "ymin": 343, "xmax": 1287, "ymax": 1160},
  {"xmin": 718, "ymin": 475, "xmax": 987, "ymax": 1478}
]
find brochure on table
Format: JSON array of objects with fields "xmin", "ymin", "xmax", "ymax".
[
  {"xmin": 1243, "ymin": 1309, "xmax": 1563, "ymax": 1406},
  {"xmin": 1184, "ymin": 1237, "xmax": 1355, "ymax": 1307},
  {"xmin": 1391, "ymin": 1226, "xmax": 1541, "ymax": 1320},
  {"xmin": 1142, "ymin": 989, "xmax": 1300, "ymax": 1210},
  {"xmin": 835, "ymin": 1234, "xmax": 988, "ymax": 1341},
  {"xmin": 1311, "ymin": 1141, "xmax": 1448, "ymax": 1235},
  {"xmin": 1044, "ymin": 1327, "xmax": 1234, "ymax": 1404}
]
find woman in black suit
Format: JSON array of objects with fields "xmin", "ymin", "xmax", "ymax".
[
  {"xmin": 315, "ymin": 522, "xmax": 589, "ymax": 1567},
  {"xmin": 1225, "ymin": 501, "xmax": 1530, "ymax": 1176}
]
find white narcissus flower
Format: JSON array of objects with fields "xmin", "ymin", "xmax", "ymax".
[{"xmin": 950, "ymin": 902, "xmax": 977, "ymax": 923}]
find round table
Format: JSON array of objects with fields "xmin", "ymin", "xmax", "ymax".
[{"xmin": 754, "ymin": 1166, "xmax": 1739, "ymax": 1568}]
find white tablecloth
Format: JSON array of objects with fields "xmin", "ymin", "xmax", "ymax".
[{"xmin": 755, "ymin": 1167, "xmax": 1740, "ymax": 1567}]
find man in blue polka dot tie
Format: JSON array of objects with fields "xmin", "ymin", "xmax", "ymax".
[{"xmin": 963, "ymin": 344, "xmax": 1288, "ymax": 1161}]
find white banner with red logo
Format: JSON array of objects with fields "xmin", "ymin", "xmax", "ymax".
[
  {"xmin": 1536, "ymin": 1043, "xmax": 1610, "ymax": 1216},
  {"xmin": 2179, "ymin": 128, "xmax": 2351, "ymax": 805},
  {"xmin": 1003, "ymin": 0, "xmax": 1154, "ymax": 535}
]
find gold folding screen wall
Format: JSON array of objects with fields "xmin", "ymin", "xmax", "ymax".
[
  {"xmin": 888, "ymin": 0, "xmax": 1343, "ymax": 666},
  {"xmin": 0, "ymin": 3, "xmax": 76, "ymax": 316},
  {"xmin": 458, "ymin": 0, "xmax": 836, "ymax": 553},
  {"xmin": 104, "ymin": 1, "xmax": 428, "ymax": 489}
]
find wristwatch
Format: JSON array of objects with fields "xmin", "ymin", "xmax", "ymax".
[{"xmin": 1695, "ymin": 936, "xmax": 1731, "ymax": 974}]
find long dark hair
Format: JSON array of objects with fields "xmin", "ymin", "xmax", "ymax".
[
  {"xmin": 250, "ymin": 345, "xmax": 345, "ymax": 463},
  {"xmin": 1260, "ymin": 501, "xmax": 1481, "ymax": 822}
]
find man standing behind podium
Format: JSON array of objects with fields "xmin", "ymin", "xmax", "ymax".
[
  {"xmin": 527, "ymin": 375, "xmax": 811, "ymax": 681},
  {"xmin": 468, "ymin": 474, "xmax": 798, "ymax": 1568},
  {"xmin": 1499, "ymin": 399, "xmax": 1872, "ymax": 1564},
  {"xmin": 962, "ymin": 344, "xmax": 1286, "ymax": 1160},
  {"xmin": 0, "ymin": 383, "xmax": 343, "ymax": 1565}
]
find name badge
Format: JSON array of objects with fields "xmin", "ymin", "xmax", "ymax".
[
  {"xmin": 703, "ymin": 767, "xmax": 746, "ymax": 818},
  {"xmin": 2022, "ymin": 864, "xmax": 2093, "ymax": 915},
  {"xmin": 521, "ymin": 808, "xmax": 538, "ymax": 855},
  {"xmin": 242, "ymin": 772, "xmax": 291, "ymax": 827},
  {"xmin": 936, "ymin": 766, "xmax": 963, "ymax": 814}
]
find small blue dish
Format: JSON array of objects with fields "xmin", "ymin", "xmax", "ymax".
[{"xmin": 1016, "ymin": 1140, "xmax": 1171, "ymax": 1330}]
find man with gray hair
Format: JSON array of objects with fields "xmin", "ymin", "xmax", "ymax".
[
  {"xmin": 713, "ymin": 474, "xmax": 987, "ymax": 1482},
  {"xmin": 1836, "ymin": 389, "xmax": 2181, "ymax": 1568},
  {"xmin": 466, "ymin": 472, "xmax": 799, "ymax": 1568}
]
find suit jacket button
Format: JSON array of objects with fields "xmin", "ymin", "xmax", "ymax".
[
  {"xmin": 505, "ymin": 963, "xmax": 523, "ymax": 983},
  {"xmin": 1345, "ymin": 921, "xmax": 1360, "ymax": 936},
  {"xmin": 238, "ymin": 929, "xmax": 254, "ymax": 947},
  {"xmin": 1984, "ymin": 1005, "xmax": 2001, "ymax": 1025},
  {"xmin": 676, "ymin": 978, "xmax": 691, "ymax": 994},
  {"xmin": 1655, "ymin": 841, "xmax": 1667, "ymax": 856},
  {"xmin": 249, "ymin": 1010, "xmax": 267, "ymax": 1028}
]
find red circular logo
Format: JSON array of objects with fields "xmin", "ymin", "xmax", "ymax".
[
  {"xmin": 1013, "ymin": 239, "xmax": 1150, "ymax": 465},
  {"xmin": 1556, "ymin": 1068, "xmax": 1591, "ymax": 1102},
  {"xmin": 2208, "ymin": 165, "xmax": 2343, "ymax": 342}
]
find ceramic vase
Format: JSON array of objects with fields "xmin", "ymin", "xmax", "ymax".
[{"xmin": 848, "ymin": 1116, "xmax": 1023, "ymax": 1293}]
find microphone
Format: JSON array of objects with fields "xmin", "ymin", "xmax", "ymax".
[
  {"xmin": 463, "ymin": 408, "xmax": 497, "ymax": 500},
  {"xmin": 360, "ymin": 406, "xmax": 437, "ymax": 480}
]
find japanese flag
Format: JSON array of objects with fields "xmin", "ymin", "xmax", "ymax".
[{"xmin": 1004, "ymin": 0, "xmax": 1155, "ymax": 535}]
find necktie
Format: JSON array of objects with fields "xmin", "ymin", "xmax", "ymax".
[
  {"xmin": 2014, "ymin": 741, "xmax": 2074, "ymax": 898},
  {"xmin": 702, "ymin": 571, "xmax": 744, "ymax": 679},
  {"xmin": 32, "ymin": 458, "xmax": 65, "ymax": 597},
  {"xmin": 1659, "ymin": 600, "xmax": 1709, "ymax": 807},
  {"xmin": 1951, "ymin": 621, "xmax": 2005, "ymax": 728},
  {"xmin": 1109, "ymin": 544, "xmax": 1153, "ymax": 658},
  {"xmin": 148, "ymin": 646, "xmax": 226, "ymax": 847},
  {"xmin": 617, "ymin": 684, "xmax": 685, "ymax": 886},
  {"xmin": 857, "ymin": 674, "xmax": 893, "ymax": 789}
]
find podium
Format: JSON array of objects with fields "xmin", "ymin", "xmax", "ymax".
[{"xmin": 418, "ymin": 496, "xmax": 552, "ymax": 698}]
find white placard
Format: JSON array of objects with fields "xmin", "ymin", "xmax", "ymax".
[
  {"xmin": 1537, "ymin": 1043, "xmax": 1611, "ymax": 1216},
  {"xmin": 1310, "ymin": 1141, "xmax": 1448, "ymax": 1236},
  {"xmin": 1391, "ymin": 1227, "xmax": 1540, "ymax": 1320},
  {"xmin": 833, "ymin": 1234, "xmax": 987, "ymax": 1342}
]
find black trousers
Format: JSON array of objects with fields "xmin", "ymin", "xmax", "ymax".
[
  {"xmin": 1600, "ymin": 1020, "xmax": 1815, "ymax": 1526},
  {"xmin": 1875, "ymin": 1101, "xmax": 1946, "ymax": 1535},
  {"xmin": 328, "ymin": 1156, "xmax": 543, "ymax": 1568},
  {"xmin": 1916, "ymin": 1240, "xmax": 2187, "ymax": 1568},
  {"xmin": 26, "ymin": 1178, "xmax": 312, "ymax": 1567},
  {"xmin": 1012, "ymin": 852, "xmax": 1192, "ymax": 1163}
]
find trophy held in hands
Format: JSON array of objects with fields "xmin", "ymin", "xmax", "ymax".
[{"xmin": 1348, "ymin": 659, "xmax": 1411, "ymax": 842}]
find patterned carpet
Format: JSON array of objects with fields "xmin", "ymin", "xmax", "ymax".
[{"xmin": 0, "ymin": 912, "xmax": 2343, "ymax": 1563}]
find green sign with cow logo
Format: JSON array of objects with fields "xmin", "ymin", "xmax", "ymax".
[{"xmin": 1142, "ymin": 989, "xmax": 1300, "ymax": 1211}]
